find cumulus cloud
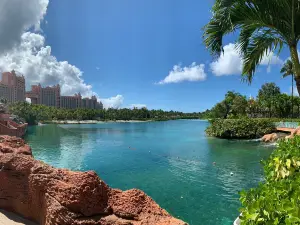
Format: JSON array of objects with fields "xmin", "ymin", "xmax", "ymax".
[
  {"xmin": 0, "ymin": 32, "xmax": 94, "ymax": 96},
  {"xmin": 210, "ymin": 43, "xmax": 243, "ymax": 76},
  {"xmin": 0, "ymin": 0, "xmax": 124, "ymax": 109},
  {"xmin": 210, "ymin": 43, "xmax": 283, "ymax": 76},
  {"xmin": 0, "ymin": 0, "xmax": 48, "ymax": 53},
  {"xmin": 157, "ymin": 62, "xmax": 207, "ymax": 84},
  {"xmin": 129, "ymin": 104, "xmax": 147, "ymax": 109},
  {"xmin": 260, "ymin": 52, "xmax": 283, "ymax": 66},
  {"xmin": 100, "ymin": 95, "xmax": 124, "ymax": 109}
]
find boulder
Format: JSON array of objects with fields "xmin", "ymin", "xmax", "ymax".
[
  {"xmin": 261, "ymin": 133, "xmax": 279, "ymax": 143},
  {"xmin": 0, "ymin": 136, "xmax": 187, "ymax": 225}
]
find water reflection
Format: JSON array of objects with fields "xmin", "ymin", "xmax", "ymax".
[{"xmin": 26, "ymin": 125, "xmax": 85, "ymax": 170}]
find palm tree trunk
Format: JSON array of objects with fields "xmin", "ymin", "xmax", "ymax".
[
  {"xmin": 290, "ymin": 45, "xmax": 300, "ymax": 95},
  {"xmin": 292, "ymin": 74, "xmax": 294, "ymax": 118}
]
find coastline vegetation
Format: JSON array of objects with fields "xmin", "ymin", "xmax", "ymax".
[
  {"xmin": 239, "ymin": 136, "xmax": 300, "ymax": 224},
  {"xmin": 201, "ymin": 83, "xmax": 300, "ymax": 120},
  {"xmin": 9, "ymin": 102, "xmax": 202, "ymax": 125},
  {"xmin": 206, "ymin": 118, "xmax": 276, "ymax": 139}
]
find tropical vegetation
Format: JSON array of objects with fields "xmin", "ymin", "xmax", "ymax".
[
  {"xmin": 201, "ymin": 83, "xmax": 300, "ymax": 119},
  {"xmin": 206, "ymin": 118, "xmax": 276, "ymax": 139},
  {"xmin": 239, "ymin": 136, "xmax": 300, "ymax": 224},
  {"xmin": 203, "ymin": 0, "xmax": 300, "ymax": 95},
  {"xmin": 8, "ymin": 102, "xmax": 202, "ymax": 125}
]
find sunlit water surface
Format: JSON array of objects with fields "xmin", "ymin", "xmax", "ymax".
[{"xmin": 25, "ymin": 120, "xmax": 274, "ymax": 225}]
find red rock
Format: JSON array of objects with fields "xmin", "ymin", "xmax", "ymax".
[
  {"xmin": 0, "ymin": 136, "xmax": 187, "ymax": 225},
  {"xmin": 261, "ymin": 133, "xmax": 279, "ymax": 143}
]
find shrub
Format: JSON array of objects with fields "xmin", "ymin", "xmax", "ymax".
[
  {"xmin": 205, "ymin": 118, "xmax": 276, "ymax": 139},
  {"xmin": 239, "ymin": 137, "xmax": 300, "ymax": 224}
]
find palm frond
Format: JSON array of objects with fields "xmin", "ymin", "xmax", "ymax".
[
  {"xmin": 280, "ymin": 59, "xmax": 294, "ymax": 78},
  {"xmin": 242, "ymin": 34, "xmax": 284, "ymax": 83},
  {"xmin": 204, "ymin": 0, "xmax": 297, "ymax": 61}
]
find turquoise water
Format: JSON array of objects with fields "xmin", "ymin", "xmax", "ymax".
[{"xmin": 25, "ymin": 120, "xmax": 273, "ymax": 225}]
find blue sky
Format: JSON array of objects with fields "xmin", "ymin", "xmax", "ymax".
[{"xmin": 0, "ymin": 0, "xmax": 295, "ymax": 112}]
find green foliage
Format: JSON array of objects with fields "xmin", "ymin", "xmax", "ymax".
[
  {"xmin": 200, "ymin": 83, "xmax": 300, "ymax": 119},
  {"xmin": 203, "ymin": 0, "xmax": 300, "ymax": 83},
  {"xmin": 240, "ymin": 137, "xmax": 300, "ymax": 225},
  {"xmin": 205, "ymin": 118, "xmax": 276, "ymax": 139},
  {"xmin": 8, "ymin": 102, "xmax": 201, "ymax": 124},
  {"xmin": 206, "ymin": 91, "xmax": 248, "ymax": 119}
]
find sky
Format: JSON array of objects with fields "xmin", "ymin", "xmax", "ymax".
[{"xmin": 0, "ymin": 0, "xmax": 296, "ymax": 112}]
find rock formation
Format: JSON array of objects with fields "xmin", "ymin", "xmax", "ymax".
[
  {"xmin": 285, "ymin": 127, "xmax": 300, "ymax": 140},
  {"xmin": 0, "ymin": 135, "xmax": 187, "ymax": 225},
  {"xmin": 261, "ymin": 133, "xmax": 279, "ymax": 143}
]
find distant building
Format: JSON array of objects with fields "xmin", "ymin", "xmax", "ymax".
[
  {"xmin": 26, "ymin": 84, "xmax": 103, "ymax": 109},
  {"xmin": 60, "ymin": 93, "xmax": 82, "ymax": 109},
  {"xmin": 26, "ymin": 84, "xmax": 60, "ymax": 108},
  {"xmin": 82, "ymin": 95, "xmax": 97, "ymax": 109},
  {"xmin": 0, "ymin": 70, "xmax": 25, "ymax": 103},
  {"xmin": 96, "ymin": 101, "xmax": 103, "ymax": 110}
]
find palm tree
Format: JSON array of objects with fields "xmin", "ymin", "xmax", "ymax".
[
  {"xmin": 203, "ymin": 0, "xmax": 300, "ymax": 94},
  {"xmin": 281, "ymin": 59, "xmax": 295, "ymax": 117}
]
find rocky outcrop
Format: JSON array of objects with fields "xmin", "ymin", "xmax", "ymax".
[
  {"xmin": 285, "ymin": 127, "xmax": 300, "ymax": 140},
  {"xmin": 262, "ymin": 133, "xmax": 279, "ymax": 143},
  {"xmin": 0, "ymin": 135, "xmax": 186, "ymax": 225}
]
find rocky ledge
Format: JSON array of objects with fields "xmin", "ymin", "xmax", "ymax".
[
  {"xmin": 262, "ymin": 127, "xmax": 300, "ymax": 143},
  {"xmin": 0, "ymin": 135, "xmax": 187, "ymax": 225}
]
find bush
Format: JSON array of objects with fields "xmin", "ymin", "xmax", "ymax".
[
  {"xmin": 205, "ymin": 118, "xmax": 276, "ymax": 139},
  {"xmin": 239, "ymin": 137, "xmax": 300, "ymax": 224}
]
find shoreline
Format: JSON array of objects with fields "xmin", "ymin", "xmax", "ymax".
[
  {"xmin": 41, "ymin": 120, "xmax": 152, "ymax": 124},
  {"xmin": 39, "ymin": 118, "xmax": 202, "ymax": 125}
]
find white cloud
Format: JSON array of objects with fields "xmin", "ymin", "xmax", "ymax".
[
  {"xmin": 0, "ymin": 1, "xmax": 124, "ymax": 109},
  {"xmin": 260, "ymin": 52, "xmax": 283, "ymax": 66},
  {"xmin": 129, "ymin": 104, "xmax": 147, "ymax": 109},
  {"xmin": 0, "ymin": 32, "xmax": 94, "ymax": 97},
  {"xmin": 157, "ymin": 62, "xmax": 207, "ymax": 84},
  {"xmin": 100, "ymin": 95, "xmax": 124, "ymax": 109},
  {"xmin": 0, "ymin": 0, "xmax": 48, "ymax": 53},
  {"xmin": 210, "ymin": 43, "xmax": 283, "ymax": 76},
  {"xmin": 210, "ymin": 43, "xmax": 243, "ymax": 76}
]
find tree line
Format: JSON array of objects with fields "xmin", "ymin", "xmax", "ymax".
[
  {"xmin": 8, "ymin": 102, "xmax": 202, "ymax": 125},
  {"xmin": 201, "ymin": 82, "xmax": 300, "ymax": 119}
]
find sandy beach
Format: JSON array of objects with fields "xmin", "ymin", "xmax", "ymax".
[{"xmin": 0, "ymin": 210, "xmax": 36, "ymax": 225}]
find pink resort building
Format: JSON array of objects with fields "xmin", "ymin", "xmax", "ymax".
[{"xmin": 0, "ymin": 70, "xmax": 25, "ymax": 104}]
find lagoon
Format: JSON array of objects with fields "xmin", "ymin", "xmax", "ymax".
[{"xmin": 25, "ymin": 120, "xmax": 273, "ymax": 225}]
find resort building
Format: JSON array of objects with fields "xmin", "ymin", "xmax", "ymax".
[
  {"xmin": 0, "ymin": 70, "xmax": 25, "ymax": 103},
  {"xmin": 60, "ymin": 93, "xmax": 82, "ymax": 109},
  {"xmin": 26, "ymin": 84, "xmax": 60, "ymax": 108},
  {"xmin": 82, "ymin": 96, "xmax": 97, "ymax": 109},
  {"xmin": 26, "ymin": 84, "xmax": 103, "ymax": 110}
]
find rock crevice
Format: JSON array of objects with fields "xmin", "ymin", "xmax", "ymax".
[{"xmin": 0, "ymin": 136, "xmax": 186, "ymax": 225}]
